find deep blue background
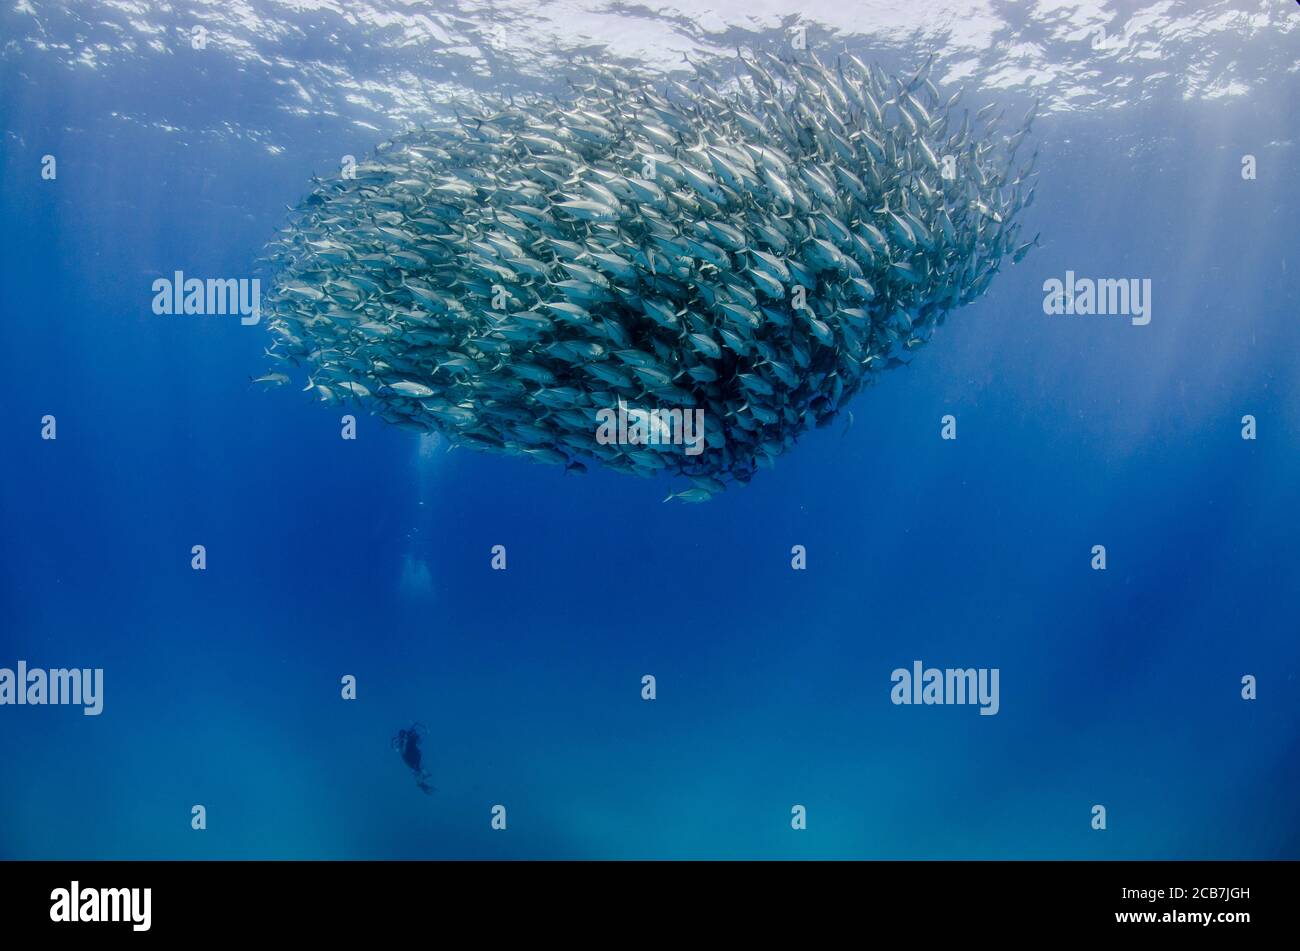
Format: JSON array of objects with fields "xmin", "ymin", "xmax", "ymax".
[{"xmin": 1, "ymin": 4, "xmax": 1297, "ymax": 859}]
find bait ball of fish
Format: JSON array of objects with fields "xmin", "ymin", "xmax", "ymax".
[{"xmin": 261, "ymin": 52, "xmax": 1039, "ymax": 497}]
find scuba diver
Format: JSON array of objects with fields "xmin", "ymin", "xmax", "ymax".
[{"xmin": 392, "ymin": 723, "xmax": 435, "ymax": 794}]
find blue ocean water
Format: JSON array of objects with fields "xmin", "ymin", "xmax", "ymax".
[{"xmin": 1, "ymin": 1, "xmax": 1297, "ymax": 860}]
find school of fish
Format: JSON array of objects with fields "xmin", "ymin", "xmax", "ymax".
[{"xmin": 259, "ymin": 51, "xmax": 1040, "ymax": 500}]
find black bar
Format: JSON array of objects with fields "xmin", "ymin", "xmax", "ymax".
[{"xmin": 0, "ymin": 861, "xmax": 1286, "ymax": 937}]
